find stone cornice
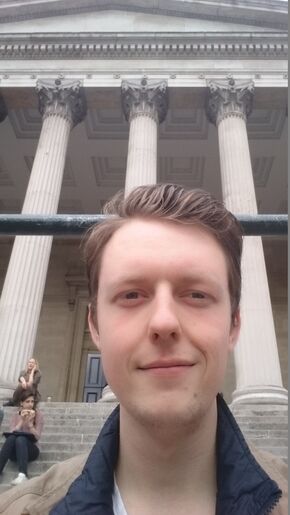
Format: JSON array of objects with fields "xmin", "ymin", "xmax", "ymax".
[
  {"xmin": 0, "ymin": 32, "xmax": 287, "ymax": 60},
  {"xmin": 0, "ymin": 0, "xmax": 287, "ymax": 30}
]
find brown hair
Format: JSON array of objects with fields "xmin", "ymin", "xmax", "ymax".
[
  {"xmin": 83, "ymin": 184, "xmax": 243, "ymax": 319},
  {"xmin": 18, "ymin": 389, "xmax": 37, "ymax": 408}
]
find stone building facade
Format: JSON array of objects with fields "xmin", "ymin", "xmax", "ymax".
[{"xmin": 0, "ymin": 0, "xmax": 287, "ymax": 404}]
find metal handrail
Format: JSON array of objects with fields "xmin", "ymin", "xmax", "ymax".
[{"xmin": 0, "ymin": 214, "xmax": 287, "ymax": 236}]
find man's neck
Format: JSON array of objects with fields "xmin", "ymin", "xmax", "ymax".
[{"xmin": 115, "ymin": 401, "xmax": 218, "ymax": 515}]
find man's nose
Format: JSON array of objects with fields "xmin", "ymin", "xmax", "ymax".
[{"xmin": 148, "ymin": 292, "xmax": 181, "ymax": 342}]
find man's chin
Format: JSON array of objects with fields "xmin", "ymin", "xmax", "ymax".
[{"xmin": 125, "ymin": 397, "xmax": 205, "ymax": 432}]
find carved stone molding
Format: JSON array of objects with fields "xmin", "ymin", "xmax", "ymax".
[
  {"xmin": 205, "ymin": 77, "xmax": 254, "ymax": 126},
  {"xmin": 121, "ymin": 77, "xmax": 168, "ymax": 124},
  {"xmin": 36, "ymin": 78, "xmax": 87, "ymax": 127},
  {"xmin": 0, "ymin": 33, "xmax": 287, "ymax": 60}
]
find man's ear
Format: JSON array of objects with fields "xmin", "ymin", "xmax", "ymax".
[
  {"xmin": 88, "ymin": 303, "xmax": 101, "ymax": 351},
  {"xmin": 229, "ymin": 308, "xmax": 241, "ymax": 351}
]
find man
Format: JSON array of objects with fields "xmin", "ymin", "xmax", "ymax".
[{"xmin": 0, "ymin": 184, "xmax": 287, "ymax": 514}]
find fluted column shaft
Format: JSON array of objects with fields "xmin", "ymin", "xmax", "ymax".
[
  {"xmin": 0, "ymin": 79, "xmax": 86, "ymax": 396},
  {"xmin": 126, "ymin": 114, "xmax": 158, "ymax": 191},
  {"xmin": 206, "ymin": 78, "xmax": 287, "ymax": 404},
  {"xmin": 100, "ymin": 78, "xmax": 168, "ymax": 403},
  {"xmin": 122, "ymin": 77, "xmax": 168, "ymax": 195}
]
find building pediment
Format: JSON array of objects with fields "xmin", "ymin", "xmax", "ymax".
[
  {"xmin": 0, "ymin": 9, "xmax": 283, "ymax": 34},
  {"xmin": 0, "ymin": 0, "xmax": 287, "ymax": 30}
]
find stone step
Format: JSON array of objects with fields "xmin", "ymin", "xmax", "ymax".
[
  {"xmin": 244, "ymin": 438, "xmax": 288, "ymax": 450},
  {"xmin": 1, "ymin": 414, "xmax": 113, "ymax": 422},
  {"xmin": 0, "ymin": 434, "xmax": 96, "ymax": 446},
  {"xmin": 24, "ymin": 408, "xmax": 117, "ymax": 417},
  {"xmin": 234, "ymin": 412, "xmax": 288, "ymax": 419},
  {"xmin": 2, "ymin": 417, "xmax": 110, "ymax": 427},
  {"xmin": 0, "ymin": 440, "xmax": 93, "ymax": 454},
  {"xmin": 234, "ymin": 413, "xmax": 288, "ymax": 421},
  {"xmin": 230, "ymin": 402, "xmax": 288, "ymax": 413},
  {"xmin": 1, "ymin": 411, "xmax": 116, "ymax": 422},
  {"xmin": 241, "ymin": 429, "xmax": 288, "ymax": 439},
  {"xmin": 251, "ymin": 446, "xmax": 288, "ymax": 461},
  {"xmin": 2, "ymin": 420, "xmax": 107, "ymax": 430},
  {"xmin": 39, "ymin": 402, "xmax": 118, "ymax": 408},
  {"xmin": 235, "ymin": 421, "xmax": 288, "ymax": 429},
  {"xmin": 20, "ymin": 433, "xmax": 99, "ymax": 442}
]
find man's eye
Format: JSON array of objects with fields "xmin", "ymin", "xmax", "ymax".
[
  {"xmin": 190, "ymin": 292, "xmax": 206, "ymax": 299},
  {"xmin": 124, "ymin": 292, "xmax": 139, "ymax": 299}
]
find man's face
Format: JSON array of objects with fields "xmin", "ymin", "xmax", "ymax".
[{"xmin": 89, "ymin": 219, "xmax": 240, "ymax": 428}]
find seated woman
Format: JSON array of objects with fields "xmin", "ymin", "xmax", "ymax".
[
  {"xmin": 12, "ymin": 358, "xmax": 41, "ymax": 406},
  {"xmin": 0, "ymin": 390, "xmax": 44, "ymax": 485}
]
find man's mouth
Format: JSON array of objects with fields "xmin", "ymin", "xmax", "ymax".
[
  {"xmin": 141, "ymin": 359, "xmax": 194, "ymax": 369},
  {"xmin": 139, "ymin": 360, "xmax": 195, "ymax": 376}
]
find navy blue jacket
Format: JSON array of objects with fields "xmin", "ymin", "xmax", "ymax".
[{"xmin": 51, "ymin": 395, "xmax": 282, "ymax": 514}]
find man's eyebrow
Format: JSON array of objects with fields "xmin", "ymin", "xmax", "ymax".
[
  {"xmin": 175, "ymin": 274, "xmax": 224, "ymax": 290},
  {"xmin": 105, "ymin": 275, "xmax": 148, "ymax": 289},
  {"xmin": 105, "ymin": 273, "xmax": 223, "ymax": 290}
]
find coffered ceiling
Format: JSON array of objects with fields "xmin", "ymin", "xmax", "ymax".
[{"xmin": 0, "ymin": 86, "xmax": 287, "ymax": 215}]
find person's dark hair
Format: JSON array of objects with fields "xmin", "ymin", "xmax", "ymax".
[
  {"xmin": 18, "ymin": 389, "xmax": 37, "ymax": 409},
  {"xmin": 83, "ymin": 184, "xmax": 243, "ymax": 321}
]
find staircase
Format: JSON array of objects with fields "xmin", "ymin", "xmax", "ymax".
[
  {"xmin": 230, "ymin": 402, "xmax": 288, "ymax": 462},
  {"xmin": 0, "ymin": 401, "xmax": 287, "ymax": 494},
  {"xmin": 0, "ymin": 400, "xmax": 118, "ymax": 494}
]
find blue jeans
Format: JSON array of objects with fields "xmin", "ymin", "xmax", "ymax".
[{"xmin": 0, "ymin": 434, "xmax": 39, "ymax": 475}]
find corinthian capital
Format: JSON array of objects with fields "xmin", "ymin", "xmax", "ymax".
[
  {"xmin": 36, "ymin": 78, "xmax": 87, "ymax": 127},
  {"xmin": 205, "ymin": 78, "xmax": 254, "ymax": 126},
  {"xmin": 121, "ymin": 77, "xmax": 168, "ymax": 124}
]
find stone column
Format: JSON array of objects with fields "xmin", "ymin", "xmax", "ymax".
[
  {"xmin": 206, "ymin": 78, "xmax": 287, "ymax": 404},
  {"xmin": 99, "ymin": 78, "xmax": 168, "ymax": 403},
  {"xmin": 0, "ymin": 79, "xmax": 87, "ymax": 398},
  {"xmin": 121, "ymin": 77, "xmax": 168, "ymax": 195}
]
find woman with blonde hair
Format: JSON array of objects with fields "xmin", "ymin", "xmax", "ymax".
[{"xmin": 11, "ymin": 358, "xmax": 41, "ymax": 406}]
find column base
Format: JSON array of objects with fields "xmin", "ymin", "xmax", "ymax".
[
  {"xmin": 0, "ymin": 380, "xmax": 15, "ymax": 402},
  {"xmin": 232, "ymin": 385, "xmax": 288, "ymax": 405},
  {"xmin": 99, "ymin": 385, "xmax": 118, "ymax": 403}
]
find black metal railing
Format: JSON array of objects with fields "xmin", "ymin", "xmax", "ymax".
[{"xmin": 0, "ymin": 214, "xmax": 287, "ymax": 236}]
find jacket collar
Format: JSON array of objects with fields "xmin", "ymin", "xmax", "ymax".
[
  {"xmin": 216, "ymin": 394, "xmax": 282, "ymax": 514},
  {"xmin": 56, "ymin": 396, "xmax": 281, "ymax": 515}
]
